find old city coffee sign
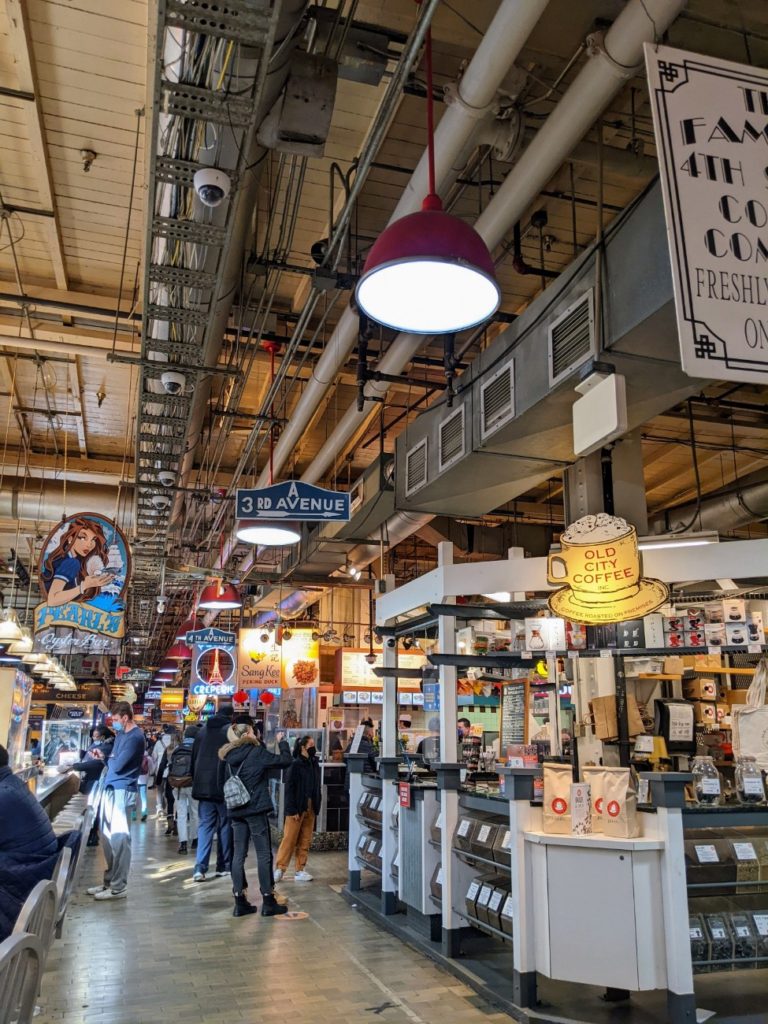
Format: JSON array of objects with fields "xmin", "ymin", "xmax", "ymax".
[
  {"xmin": 646, "ymin": 45, "xmax": 768, "ymax": 383},
  {"xmin": 34, "ymin": 513, "xmax": 131, "ymax": 655}
]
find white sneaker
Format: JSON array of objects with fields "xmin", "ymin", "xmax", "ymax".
[
  {"xmin": 214, "ymin": 870, "xmax": 228, "ymax": 878},
  {"xmin": 94, "ymin": 888, "xmax": 127, "ymax": 901},
  {"xmin": 193, "ymin": 872, "xmax": 206, "ymax": 882},
  {"xmin": 273, "ymin": 868, "xmax": 284, "ymax": 882},
  {"xmin": 87, "ymin": 884, "xmax": 107, "ymax": 896},
  {"xmin": 294, "ymin": 870, "xmax": 313, "ymax": 882}
]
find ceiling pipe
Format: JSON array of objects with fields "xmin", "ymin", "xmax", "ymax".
[
  {"xmin": 300, "ymin": 0, "xmax": 687, "ymax": 492},
  {"xmin": 230, "ymin": 0, "xmax": 551, "ymax": 576},
  {"xmin": 0, "ymin": 335, "xmax": 138, "ymax": 359},
  {"xmin": 652, "ymin": 473, "xmax": 768, "ymax": 535},
  {"xmin": 0, "ymin": 477, "xmax": 134, "ymax": 529}
]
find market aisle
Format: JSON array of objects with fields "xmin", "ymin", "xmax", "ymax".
[{"xmin": 37, "ymin": 817, "xmax": 511, "ymax": 1024}]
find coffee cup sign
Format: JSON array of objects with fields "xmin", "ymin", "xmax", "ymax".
[{"xmin": 548, "ymin": 514, "xmax": 668, "ymax": 625}]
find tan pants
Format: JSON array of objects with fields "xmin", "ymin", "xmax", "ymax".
[{"xmin": 276, "ymin": 804, "xmax": 315, "ymax": 871}]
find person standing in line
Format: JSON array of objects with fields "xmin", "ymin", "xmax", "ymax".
[
  {"xmin": 191, "ymin": 702, "xmax": 234, "ymax": 882},
  {"xmin": 274, "ymin": 734, "xmax": 321, "ymax": 883},
  {"xmin": 157, "ymin": 730, "xmax": 180, "ymax": 837},
  {"xmin": 219, "ymin": 721, "xmax": 291, "ymax": 917},
  {"xmin": 168, "ymin": 725, "xmax": 199, "ymax": 855},
  {"xmin": 152, "ymin": 728, "xmax": 172, "ymax": 817},
  {"xmin": 87, "ymin": 701, "xmax": 144, "ymax": 901},
  {"xmin": 134, "ymin": 743, "xmax": 150, "ymax": 823}
]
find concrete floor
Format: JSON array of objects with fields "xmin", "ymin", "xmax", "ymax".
[{"xmin": 36, "ymin": 813, "xmax": 515, "ymax": 1024}]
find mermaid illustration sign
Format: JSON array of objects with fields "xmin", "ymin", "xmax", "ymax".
[{"xmin": 34, "ymin": 514, "xmax": 131, "ymax": 655}]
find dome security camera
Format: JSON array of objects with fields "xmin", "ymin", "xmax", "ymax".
[
  {"xmin": 385, "ymin": 636, "xmax": 396, "ymax": 649},
  {"xmin": 161, "ymin": 370, "xmax": 186, "ymax": 395},
  {"xmin": 193, "ymin": 167, "xmax": 231, "ymax": 208},
  {"xmin": 156, "ymin": 595, "xmax": 167, "ymax": 614},
  {"xmin": 151, "ymin": 494, "xmax": 171, "ymax": 510},
  {"xmin": 158, "ymin": 470, "xmax": 175, "ymax": 488}
]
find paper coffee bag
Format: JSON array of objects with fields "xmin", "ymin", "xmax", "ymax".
[
  {"xmin": 602, "ymin": 767, "xmax": 640, "ymax": 839},
  {"xmin": 582, "ymin": 765, "xmax": 605, "ymax": 832},
  {"xmin": 571, "ymin": 783, "xmax": 592, "ymax": 836},
  {"xmin": 543, "ymin": 762, "xmax": 572, "ymax": 834}
]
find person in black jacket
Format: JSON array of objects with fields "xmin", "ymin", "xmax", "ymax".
[
  {"xmin": 274, "ymin": 735, "xmax": 322, "ymax": 883},
  {"xmin": 191, "ymin": 703, "xmax": 233, "ymax": 882},
  {"xmin": 219, "ymin": 721, "xmax": 291, "ymax": 917}
]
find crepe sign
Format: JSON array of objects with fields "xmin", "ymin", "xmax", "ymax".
[
  {"xmin": 190, "ymin": 627, "xmax": 237, "ymax": 697},
  {"xmin": 34, "ymin": 513, "xmax": 131, "ymax": 655},
  {"xmin": 646, "ymin": 44, "xmax": 768, "ymax": 382}
]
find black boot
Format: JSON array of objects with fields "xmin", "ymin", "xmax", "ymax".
[
  {"xmin": 233, "ymin": 893, "xmax": 257, "ymax": 917},
  {"xmin": 191, "ymin": 838, "xmax": 198, "ymax": 851},
  {"xmin": 261, "ymin": 893, "xmax": 288, "ymax": 917},
  {"xmin": 164, "ymin": 819, "xmax": 174, "ymax": 835},
  {"xmin": 178, "ymin": 841, "xmax": 188, "ymax": 855}
]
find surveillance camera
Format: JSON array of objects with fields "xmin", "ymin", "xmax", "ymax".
[
  {"xmin": 156, "ymin": 596, "xmax": 167, "ymax": 614},
  {"xmin": 161, "ymin": 371, "xmax": 186, "ymax": 395},
  {"xmin": 385, "ymin": 636, "xmax": 396, "ymax": 649},
  {"xmin": 193, "ymin": 167, "xmax": 231, "ymax": 208},
  {"xmin": 151, "ymin": 494, "xmax": 171, "ymax": 510},
  {"xmin": 365, "ymin": 653, "xmax": 377, "ymax": 666},
  {"xmin": 158, "ymin": 470, "xmax": 175, "ymax": 488}
]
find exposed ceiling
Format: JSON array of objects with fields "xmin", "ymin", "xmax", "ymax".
[{"xmin": 0, "ymin": 0, "xmax": 767, "ymax": 666}]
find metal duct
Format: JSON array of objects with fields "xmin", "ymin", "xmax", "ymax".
[
  {"xmin": 251, "ymin": 589, "xmax": 320, "ymax": 626},
  {"xmin": 653, "ymin": 472, "xmax": 768, "ymax": 535},
  {"xmin": 0, "ymin": 477, "xmax": 134, "ymax": 529}
]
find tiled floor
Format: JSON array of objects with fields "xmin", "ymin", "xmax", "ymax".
[{"xmin": 37, "ymin": 814, "xmax": 512, "ymax": 1024}]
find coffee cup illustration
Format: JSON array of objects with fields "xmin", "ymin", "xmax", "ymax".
[{"xmin": 547, "ymin": 513, "xmax": 668, "ymax": 625}]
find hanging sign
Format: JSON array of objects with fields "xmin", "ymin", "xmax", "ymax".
[
  {"xmin": 160, "ymin": 688, "xmax": 185, "ymax": 711},
  {"xmin": 281, "ymin": 628, "xmax": 320, "ymax": 688},
  {"xmin": 547, "ymin": 513, "xmax": 668, "ymax": 625},
  {"xmin": 238, "ymin": 629, "xmax": 283, "ymax": 689},
  {"xmin": 236, "ymin": 480, "xmax": 350, "ymax": 522},
  {"xmin": 645, "ymin": 44, "xmax": 768, "ymax": 382},
  {"xmin": 190, "ymin": 628, "xmax": 237, "ymax": 697},
  {"xmin": 34, "ymin": 513, "xmax": 131, "ymax": 655}
]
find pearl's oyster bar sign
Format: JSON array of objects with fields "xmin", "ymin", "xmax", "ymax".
[{"xmin": 646, "ymin": 44, "xmax": 768, "ymax": 382}]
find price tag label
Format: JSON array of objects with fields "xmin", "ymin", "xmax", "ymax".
[
  {"xmin": 478, "ymin": 885, "xmax": 493, "ymax": 906},
  {"xmin": 600, "ymin": 649, "xmax": 614, "ymax": 658},
  {"xmin": 753, "ymin": 914, "xmax": 768, "ymax": 936},
  {"xmin": 358, "ymin": 835, "xmax": 367, "ymax": 850},
  {"xmin": 701, "ymin": 777, "xmax": 721, "ymax": 795},
  {"xmin": 707, "ymin": 646, "xmax": 721, "ymax": 656},
  {"xmin": 634, "ymin": 735, "xmax": 654, "ymax": 754},
  {"xmin": 502, "ymin": 895, "xmax": 514, "ymax": 918},
  {"xmin": 748, "ymin": 643, "xmax": 762, "ymax": 654},
  {"xmin": 467, "ymin": 880, "xmax": 480, "ymax": 900},
  {"xmin": 477, "ymin": 824, "xmax": 492, "ymax": 843},
  {"xmin": 501, "ymin": 830, "xmax": 511, "ymax": 850},
  {"xmin": 695, "ymin": 844, "xmax": 719, "ymax": 864},
  {"xmin": 521, "ymin": 651, "xmax": 532, "ymax": 660},
  {"xmin": 436, "ymin": 867, "xmax": 443, "ymax": 886},
  {"xmin": 457, "ymin": 819, "xmax": 471, "ymax": 838},
  {"xmin": 734, "ymin": 842, "xmax": 757, "ymax": 861},
  {"xmin": 568, "ymin": 650, "xmax": 579, "ymax": 659},
  {"xmin": 689, "ymin": 927, "xmax": 703, "ymax": 939},
  {"xmin": 736, "ymin": 926, "xmax": 751, "ymax": 938},
  {"xmin": 489, "ymin": 891, "xmax": 503, "ymax": 911},
  {"xmin": 435, "ymin": 812, "xmax": 443, "ymax": 831},
  {"xmin": 711, "ymin": 927, "xmax": 726, "ymax": 940},
  {"xmin": 368, "ymin": 840, "xmax": 377, "ymax": 853},
  {"xmin": 743, "ymin": 777, "xmax": 764, "ymax": 796}
]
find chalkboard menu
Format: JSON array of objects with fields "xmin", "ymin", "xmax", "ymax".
[{"xmin": 500, "ymin": 682, "xmax": 527, "ymax": 747}]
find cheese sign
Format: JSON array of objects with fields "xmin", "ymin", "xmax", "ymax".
[{"xmin": 236, "ymin": 480, "xmax": 350, "ymax": 522}]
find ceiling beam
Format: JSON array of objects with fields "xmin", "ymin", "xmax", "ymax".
[
  {"xmin": 0, "ymin": 355, "xmax": 31, "ymax": 451},
  {"xmin": 5, "ymin": 0, "xmax": 68, "ymax": 290},
  {"xmin": 69, "ymin": 358, "xmax": 89, "ymax": 458}
]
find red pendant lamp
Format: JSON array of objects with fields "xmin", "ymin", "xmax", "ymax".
[
  {"xmin": 175, "ymin": 616, "xmax": 197, "ymax": 642},
  {"xmin": 167, "ymin": 640, "xmax": 192, "ymax": 661},
  {"xmin": 356, "ymin": 28, "xmax": 499, "ymax": 334},
  {"xmin": 157, "ymin": 660, "xmax": 178, "ymax": 675},
  {"xmin": 236, "ymin": 341, "xmax": 301, "ymax": 548},
  {"xmin": 198, "ymin": 579, "xmax": 242, "ymax": 610}
]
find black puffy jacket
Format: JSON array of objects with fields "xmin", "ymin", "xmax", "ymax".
[
  {"xmin": 191, "ymin": 713, "xmax": 231, "ymax": 801},
  {"xmin": 284, "ymin": 753, "xmax": 322, "ymax": 816},
  {"xmin": 220, "ymin": 737, "xmax": 291, "ymax": 818}
]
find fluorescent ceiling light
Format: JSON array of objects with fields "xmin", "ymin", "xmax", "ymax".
[
  {"xmin": 638, "ymin": 532, "xmax": 719, "ymax": 551},
  {"xmin": 236, "ymin": 521, "xmax": 301, "ymax": 547},
  {"xmin": 483, "ymin": 592, "xmax": 511, "ymax": 602}
]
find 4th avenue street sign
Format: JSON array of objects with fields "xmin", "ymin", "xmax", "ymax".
[{"xmin": 236, "ymin": 480, "xmax": 350, "ymax": 523}]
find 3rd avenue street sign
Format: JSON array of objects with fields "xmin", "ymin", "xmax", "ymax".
[{"xmin": 236, "ymin": 480, "xmax": 350, "ymax": 522}]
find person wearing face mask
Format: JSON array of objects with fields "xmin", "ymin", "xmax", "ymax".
[
  {"xmin": 87, "ymin": 702, "xmax": 145, "ymax": 901},
  {"xmin": 274, "ymin": 735, "xmax": 323, "ymax": 883}
]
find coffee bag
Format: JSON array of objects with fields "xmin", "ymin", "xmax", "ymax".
[
  {"xmin": 542, "ymin": 762, "xmax": 573, "ymax": 834},
  {"xmin": 581, "ymin": 765, "xmax": 605, "ymax": 832},
  {"xmin": 571, "ymin": 783, "xmax": 592, "ymax": 836},
  {"xmin": 602, "ymin": 767, "xmax": 640, "ymax": 838}
]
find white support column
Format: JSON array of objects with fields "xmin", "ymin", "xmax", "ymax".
[
  {"xmin": 347, "ymin": 766, "xmax": 365, "ymax": 891},
  {"xmin": 380, "ymin": 639, "xmax": 400, "ymax": 913},
  {"xmin": 504, "ymin": 769, "xmax": 542, "ymax": 1008}
]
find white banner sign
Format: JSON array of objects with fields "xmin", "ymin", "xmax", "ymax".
[{"xmin": 645, "ymin": 44, "xmax": 768, "ymax": 382}]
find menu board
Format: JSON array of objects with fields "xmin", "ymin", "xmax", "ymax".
[{"xmin": 500, "ymin": 681, "xmax": 527, "ymax": 747}]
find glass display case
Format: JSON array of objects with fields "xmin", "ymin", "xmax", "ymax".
[
  {"xmin": 5, "ymin": 670, "xmax": 33, "ymax": 770},
  {"xmin": 41, "ymin": 719, "xmax": 92, "ymax": 766}
]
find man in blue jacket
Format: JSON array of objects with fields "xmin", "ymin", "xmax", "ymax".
[
  {"xmin": 0, "ymin": 743, "xmax": 61, "ymax": 939},
  {"xmin": 87, "ymin": 701, "xmax": 144, "ymax": 901}
]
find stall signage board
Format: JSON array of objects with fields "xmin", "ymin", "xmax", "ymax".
[
  {"xmin": 337, "ymin": 649, "xmax": 426, "ymax": 688},
  {"xmin": 646, "ymin": 44, "xmax": 768, "ymax": 382},
  {"xmin": 500, "ymin": 681, "xmax": 527, "ymax": 747},
  {"xmin": 423, "ymin": 681, "xmax": 440, "ymax": 712},
  {"xmin": 398, "ymin": 782, "xmax": 412, "ymax": 809},
  {"xmin": 238, "ymin": 628, "xmax": 319, "ymax": 689},
  {"xmin": 32, "ymin": 683, "xmax": 104, "ymax": 703},
  {"xmin": 236, "ymin": 480, "xmax": 350, "ymax": 522},
  {"xmin": 190, "ymin": 628, "xmax": 237, "ymax": 698},
  {"xmin": 160, "ymin": 688, "xmax": 185, "ymax": 710}
]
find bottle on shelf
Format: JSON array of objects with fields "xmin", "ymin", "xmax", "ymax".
[{"xmin": 691, "ymin": 754, "xmax": 723, "ymax": 806}]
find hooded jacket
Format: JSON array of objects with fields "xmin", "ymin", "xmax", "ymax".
[
  {"xmin": 192, "ymin": 713, "xmax": 232, "ymax": 801},
  {"xmin": 284, "ymin": 751, "xmax": 322, "ymax": 817},
  {"xmin": 219, "ymin": 736, "xmax": 291, "ymax": 818}
]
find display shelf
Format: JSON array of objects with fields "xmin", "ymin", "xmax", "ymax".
[
  {"xmin": 355, "ymin": 856, "xmax": 383, "ymax": 876},
  {"xmin": 458, "ymin": 792, "xmax": 509, "ymax": 814},
  {"xmin": 694, "ymin": 956, "xmax": 768, "ymax": 968},
  {"xmin": 524, "ymin": 830, "xmax": 664, "ymax": 852},
  {"xmin": 452, "ymin": 846, "xmax": 509, "ymax": 872},
  {"xmin": 356, "ymin": 815, "xmax": 382, "ymax": 831},
  {"xmin": 429, "ymin": 647, "xmax": 766, "ymax": 669},
  {"xmin": 683, "ymin": 805, "xmax": 768, "ymax": 828},
  {"xmin": 688, "ymin": 880, "xmax": 768, "ymax": 891},
  {"xmin": 452, "ymin": 906, "xmax": 512, "ymax": 944}
]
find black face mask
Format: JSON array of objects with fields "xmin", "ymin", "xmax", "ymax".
[{"xmin": 307, "ymin": 747, "xmax": 316, "ymax": 758}]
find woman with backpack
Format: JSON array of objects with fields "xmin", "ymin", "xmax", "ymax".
[
  {"xmin": 219, "ymin": 719, "xmax": 291, "ymax": 917},
  {"xmin": 167, "ymin": 725, "xmax": 199, "ymax": 855},
  {"xmin": 274, "ymin": 735, "xmax": 322, "ymax": 882},
  {"xmin": 156, "ymin": 730, "xmax": 180, "ymax": 837}
]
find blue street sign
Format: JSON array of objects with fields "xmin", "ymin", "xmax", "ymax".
[
  {"xmin": 187, "ymin": 627, "xmax": 236, "ymax": 647},
  {"xmin": 236, "ymin": 480, "xmax": 350, "ymax": 523}
]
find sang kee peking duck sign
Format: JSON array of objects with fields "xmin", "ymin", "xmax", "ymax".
[
  {"xmin": 34, "ymin": 513, "xmax": 130, "ymax": 655},
  {"xmin": 646, "ymin": 44, "xmax": 768, "ymax": 383}
]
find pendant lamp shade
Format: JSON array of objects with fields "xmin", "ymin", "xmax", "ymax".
[
  {"xmin": 8, "ymin": 632, "xmax": 33, "ymax": 656},
  {"xmin": 22, "ymin": 652, "xmax": 44, "ymax": 665},
  {"xmin": 157, "ymin": 660, "xmax": 178, "ymax": 674},
  {"xmin": 236, "ymin": 520, "xmax": 301, "ymax": 547},
  {"xmin": 355, "ymin": 199, "xmax": 500, "ymax": 334},
  {"xmin": 0, "ymin": 610, "xmax": 23, "ymax": 643},
  {"xmin": 167, "ymin": 640, "xmax": 192, "ymax": 661},
  {"xmin": 175, "ymin": 617, "xmax": 197, "ymax": 642},
  {"xmin": 198, "ymin": 581, "xmax": 242, "ymax": 610}
]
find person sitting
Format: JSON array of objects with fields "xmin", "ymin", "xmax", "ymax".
[{"xmin": 0, "ymin": 743, "xmax": 71, "ymax": 940}]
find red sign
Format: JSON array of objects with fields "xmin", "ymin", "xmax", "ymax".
[{"xmin": 398, "ymin": 782, "xmax": 412, "ymax": 809}]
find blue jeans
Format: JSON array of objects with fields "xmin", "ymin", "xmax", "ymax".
[{"xmin": 194, "ymin": 800, "xmax": 231, "ymax": 875}]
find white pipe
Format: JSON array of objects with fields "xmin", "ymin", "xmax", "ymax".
[
  {"xmin": 301, "ymin": 0, "xmax": 687, "ymax": 486},
  {"xmin": 0, "ymin": 477, "xmax": 133, "ymax": 527},
  {"xmin": 257, "ymin": 0, "xmax": 551, "ymax": 491}
]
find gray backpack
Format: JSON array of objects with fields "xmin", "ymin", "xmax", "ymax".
[{"xmin": 223, "ymin": 750, "xmax": 252, "ymax": 810}]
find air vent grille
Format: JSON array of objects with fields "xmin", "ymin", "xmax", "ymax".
[
  {"xmin": 481, "ymin": 360, "xmax": 515, "ymax": 438},
  {"xmin": 439, "ymin": 407, "xmax": 465, "ymax": 471},
  {"xmin": 548, "ymin": 290, "xmax": 595, "ymax": 386},
  {"xmin": 405, "ymin": 440, "xmax": 427, "ymax": 496}
]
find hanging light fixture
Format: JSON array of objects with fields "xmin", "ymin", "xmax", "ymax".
[
  {"xmin": 198, "ymin": 580, "xmax": 242, "ymax": 610},
  {"xmin": 166, "ymin": 640, "xmax": 193, "ymax": 661},
  {"xmin": 7, "ymin": 631, "xmax": 33, "ymax": 656},
  {"xmin": 156, "ymin": 660, "xmax": 178, "ymax": 675},
  {"xmin": 236, "ymin": 341, "xmax": 301, "ymax": 548},
  {"xmin": 356, "ymin": 29, "xmax": 499, "ymax": 334},
  {"xmin": 0, "ymin": 609, "xmax": 23, "ymax": 643},
  {"xmin": 175, "ymin": 617, "xmax": 197, "ymax": 642}
]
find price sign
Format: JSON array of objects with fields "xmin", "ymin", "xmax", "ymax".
[
  {"xmin": 398, "ymin": 782, "xmax": 412, "ymax": 809},
  {"xmin": 695, "ymin": 845, "xmax": 719, "ymax": 864},
  {"xmin": 734, "ymin": 842, "xmax": 757, "ymax": 861},
  {"xmin": 457, "ymin": 819, "xmax": 471, "ymax": 838}
]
